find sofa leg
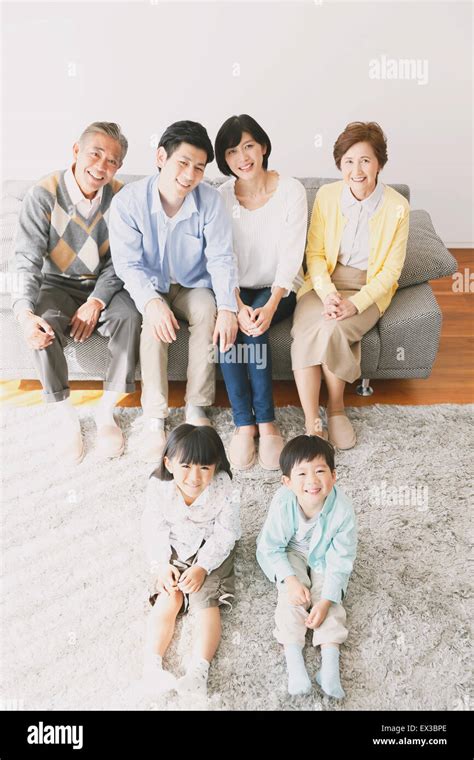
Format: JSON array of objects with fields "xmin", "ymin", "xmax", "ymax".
[{"xmin": 356, "ymin": 378, "xmax": 374, "ymax": 396}]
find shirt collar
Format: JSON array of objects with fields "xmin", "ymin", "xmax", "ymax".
[
  {"xmin": 151, "ymin": 173, "xmax": 198, "ymax": 223},
  {"xmin": 341, "ymin": 179, "xmax": 385, "ymax": 216},
  {"xmin": 65, "ymin": 165, "xmax": 104, "ymax": 207}
]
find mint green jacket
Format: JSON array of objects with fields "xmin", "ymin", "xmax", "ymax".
[{"xmin": 256, "ymin": 484, "xmax": 357, "ymax": 604}]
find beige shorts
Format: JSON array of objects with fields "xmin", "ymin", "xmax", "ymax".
[{"xmin": 149, "ymin": 544, "xmax": 237, "ymax": 614}]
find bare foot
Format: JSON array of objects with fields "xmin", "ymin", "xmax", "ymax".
[
  {"xmin": 258, "ymin": 421, "xmax": 280, "ymax": 436},
  {"xmin": 236, "ymin": 424, "xmax": 258, "ymax": 436}
]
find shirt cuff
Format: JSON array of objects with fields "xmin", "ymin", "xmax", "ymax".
[
  {"xmin": 217, "ymin": 304, "xmax": 237, "ymax": 314},
  {"xmin": 12, "ymin": 299, "xmax": 35, "ymax": 319},
  {"xmin": 321, "ymin": 575, "xmax": 343, "ymax": 604}
]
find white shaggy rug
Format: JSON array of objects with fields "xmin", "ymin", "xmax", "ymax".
[{"xmin": 1, "ymin": 404, "xmax": 472, "ymax": 712}]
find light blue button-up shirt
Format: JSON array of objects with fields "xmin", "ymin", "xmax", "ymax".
[
  {"xmin": 109, "ymin": 174, "xmax": 239, "ymax": 315},
  {"xmin": 256, "ymin": 483, "xmax": 357, "ymax": 604}
]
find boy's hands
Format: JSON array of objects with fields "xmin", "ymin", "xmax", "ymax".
[
  {"xmin": 305, "ymin": 599, "xmax": 332, "ymax": 629},
  {"xmin": 285, "ymin": 575, "xmax": 311, "ymax": 606},
  {"xmin": 156, "ymin": 564, "xmax": 181, "ymax": 594},
  {"xmin": 177, "ymin": 565, "xmax": 207, "ymax": 594}
]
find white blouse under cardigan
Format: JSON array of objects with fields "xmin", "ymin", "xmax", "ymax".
[{"xmin": 218, "ymin": 175, "xmax": 308, "ymax": 295}]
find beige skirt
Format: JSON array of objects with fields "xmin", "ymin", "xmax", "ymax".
[{"xmin": 291, "ymin": 264, "xmax": 380, "ymax": 383}]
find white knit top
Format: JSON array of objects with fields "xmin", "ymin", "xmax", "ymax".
[{"xmin": 218, "ymin": 175, "xmax": 307, "ymax": 294}]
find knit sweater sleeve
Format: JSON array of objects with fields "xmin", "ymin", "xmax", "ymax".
[
  {"xmin": 11, "ymin": 185, "xmax": 52, "ymax": 317},
  {"xmin": 305, "ymin": 188, "xmax": 338, "ymax": 302},
  {"xmin": 272, "ymin": 178, "xmax": 307, "ymax": 295},
  {"xmin": 89, "ymin": 249, "xmax": 124, "ymax": 307}
]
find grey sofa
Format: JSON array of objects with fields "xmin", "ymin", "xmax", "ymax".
[{"xmin": 0, "ymin": 176, "xmax": 457, "ymax": 394}]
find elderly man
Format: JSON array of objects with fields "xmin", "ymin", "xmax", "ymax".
[
  {"xmin": 109, "ymin": 120, "xmax": 238, "ymax": 463},
  {"xmin": 12, "ymin": 122, "xmax": 141, "ymax": 464}
]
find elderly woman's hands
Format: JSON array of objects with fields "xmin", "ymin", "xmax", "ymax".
[{"xmin": 323, "ymin": 292, "xmax": 358, "ymax": 321}]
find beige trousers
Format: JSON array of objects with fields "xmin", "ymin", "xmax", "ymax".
[
  {"xmin": 291, "ymin": 264, "xmax": 380, "ymax": 383},
  {"xmin": 140, "ymin": 285, "xmax": 217, "ymax": 418},
  {"xmin": 274, "ymin": 548, "xmax": 349, "ymax": 647}
]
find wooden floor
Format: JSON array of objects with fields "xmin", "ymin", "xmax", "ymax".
[{"xmin": 2, "ymin": 249, "xmax": 473, "ymax": 408}]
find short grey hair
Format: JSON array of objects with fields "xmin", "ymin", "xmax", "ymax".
[{"xmin": 78, "ymin": 122, "xmax": 128, "ymax": 162}]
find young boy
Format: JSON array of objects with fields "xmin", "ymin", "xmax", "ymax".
[{"xmin": 256, "ymin": 435, "xmax": 357, "ymax": 698}]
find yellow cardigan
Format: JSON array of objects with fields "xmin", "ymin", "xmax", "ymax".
[{"xmin": 298, "ymin": 180, "xmax": 410, "ymax": 315}]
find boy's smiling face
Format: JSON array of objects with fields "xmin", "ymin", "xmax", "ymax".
[{"xmin": 283, "ymin": 455, "xmax": 336, "ymax": 514}]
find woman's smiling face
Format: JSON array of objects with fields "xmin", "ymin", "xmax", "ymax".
[
  {"xmin": 340, "ymin": 140, "xmax": 380, "ymax": 200},
  {"xmin": 224, "ymin": 131, "xmax": 267, "ymax": 179}
]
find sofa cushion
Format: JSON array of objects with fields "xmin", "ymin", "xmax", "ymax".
[{"xmin": 399, "ymin": 210, "xmax": 457, "ymax": 288}]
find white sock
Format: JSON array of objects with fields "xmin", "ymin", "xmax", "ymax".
[
  {"xmin": 316, "ymin": 646, "xmax": 345, "ymax": 699},
  {"xmin": 142, "ymin": 653, "xmax": 177, "ymax": 693},
  {"xmin": 185, "ymin": 404, "xmax": 208, "ymax": 423},
  {"xmin": 94, "ymin": 390, "xmax": 120, "ymax": 427},
  {"xmin": 146, "ymin": 417, "xmax": 165, "ymax": 432},
  {"xmin": 284, "ymin": 643, "xmax": 312, "ymax": 696},
  {"xmin": 176, "ymin": 657, "xmax": 210, "ymax": 695},
  {"xmin": 54, "ymin": 398, "xmax": 80, "ymax": 431}
]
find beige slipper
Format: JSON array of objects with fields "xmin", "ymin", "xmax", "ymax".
[
  {"xmin": 58, "ymin": 428, "xmax": 84, "ymax": 465},
  {"xmin": 96, "ymin": 424, "xmax": 125, "ymax": 459},
  {"xmin": 228, "ymin": 430, "xmax": 257, "ymax": 470},
  {"xmin": 139, "ymin": 428, "xmax": 167, "ymax": 464},
  {"xmin": 327, "ymin": 412, "xmax": 356, "ymax": 450},
  {"xmin": 258, "ymin": 434, "xmax": 285, "ymax": 471},
  {"xmin": 306, "ymin": 419, "xmax": 328, "ymax": 440}
]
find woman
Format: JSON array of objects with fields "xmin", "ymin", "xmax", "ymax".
[
  {"xmin": 215, "ymin": 114, "xmax": 307, "ymax": 470},
  {"xmin": 291, "ymin": 121, "xmax": 409, "ymax": 449}
]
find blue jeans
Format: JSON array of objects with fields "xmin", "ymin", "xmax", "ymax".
[{"xmin": 219, "ymin": 288, "xmax": 296, "ymax": 426}]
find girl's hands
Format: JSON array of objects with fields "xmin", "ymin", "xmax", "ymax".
[
  {"xmin": 305, "ymin": 599, "xmax": 332, "ymax": 629},
  {"xmin": 156, "ymin": 564, "xmax": 181, "ymax": 594},
  {"xmin": 177, "ymin": 565, "xmax": 207, "ymax": 594}
]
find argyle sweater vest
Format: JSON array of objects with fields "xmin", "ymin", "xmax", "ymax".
[{"xmin": 12, "ymin": 170, "xmax": 124, "ymax": 315}]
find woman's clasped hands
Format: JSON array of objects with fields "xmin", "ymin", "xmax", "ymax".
[{"xmin": 323, "ymin": 292, "xmax": 358, "ymax": 321}]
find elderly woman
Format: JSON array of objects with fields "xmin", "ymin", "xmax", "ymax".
[
  {"xmin": 291, "ymin": 122, "xmax": 409, "ymax": 449},
  {"xmin": 215, "ymin": 114, "xmax": 307, "ymax": 470}
]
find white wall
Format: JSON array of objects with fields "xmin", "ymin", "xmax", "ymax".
[{"xmin": 2, "ymin": 0, "xmax": 472, "ymax": 246}]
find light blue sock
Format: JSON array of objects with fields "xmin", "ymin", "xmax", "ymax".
[
  {"xmin": 284, "ymin": 644, "xmax": 312, "ymax": 696},
  {"xmin": 316, "ymin": 646, "xmax": 345, "ymax": 699}
]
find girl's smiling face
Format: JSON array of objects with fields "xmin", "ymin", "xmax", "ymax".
[{"xmin": 164, "ymin": 456, "xmax": 216, "ymax": 505}]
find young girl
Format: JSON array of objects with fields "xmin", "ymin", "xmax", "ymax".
[{"xmin": 141, "ymin": 423, "xmax": 241, "ymax": 696}]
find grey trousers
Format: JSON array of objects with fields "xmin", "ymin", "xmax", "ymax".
[{"xmin": 33, "ymin": 280, "xmax": 142, "ymax": 403}]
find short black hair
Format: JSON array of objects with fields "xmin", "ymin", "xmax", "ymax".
[
  {"xmin": 280, "ymin": 435, "xmax": 336, "ymax": 476},
  {"xmin": 214, "ymin": 114, "xmax": 272, "ymax": 177},
  {"xmin": 153, "ymin": 423, "xmax": 232, "ymax": 481},
  {"xmin": 158, "ymin": 120, "xmax": 214, "ymax": 164}
]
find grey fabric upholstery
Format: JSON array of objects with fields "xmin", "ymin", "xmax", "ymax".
[{"xmin": 1, "ymin": 175, "xmax": 457, "ymax": 383}]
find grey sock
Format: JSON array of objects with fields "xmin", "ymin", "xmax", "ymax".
[{"xmin": 185, "ymin": 405, "xmax": 208, "ymax": 422}]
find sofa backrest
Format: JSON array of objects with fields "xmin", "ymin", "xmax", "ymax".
[{"xmin": 1, "ymin": 175, "xmax": 456, "ymax": 295}]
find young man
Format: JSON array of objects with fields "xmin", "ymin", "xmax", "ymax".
[
  {"xmin": 109, "ymin": 121, "xmax": 238, "ymax": 462},
  {"xmin": 12, "ymin": 122, "xmax": 141, "ymax": 464}
]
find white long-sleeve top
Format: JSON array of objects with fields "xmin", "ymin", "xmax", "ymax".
[
  {"xmin": 218, "ymin": 175, "xmax": 308, "ymax": 294},
  {"xmin": 141, "ymin": 471, "xmax": 241, "ymax": 575}
]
